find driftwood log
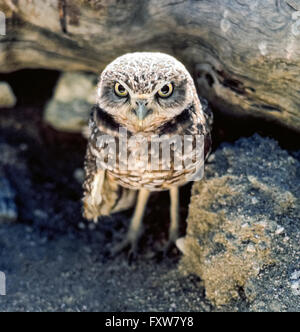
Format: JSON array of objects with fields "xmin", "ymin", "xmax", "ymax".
[{"xmin": 0, "ymin": 0, "xmax": 300, "ymax": 132}]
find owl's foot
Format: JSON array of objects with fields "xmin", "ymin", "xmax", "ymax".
[
  {"xmin": 110, "ymin": 188, "xmax": 150, "ymax": 262},
  {"xmin": 164, "ymin": 231, "xmax": 180, "ymax": 255},
  {"xmin": 152, "ymin": 227, "xmax": 180, "ymax": 262},
  {"xmin": 110, "ymin": 231, "xmax": 141, "ymax": 263}
]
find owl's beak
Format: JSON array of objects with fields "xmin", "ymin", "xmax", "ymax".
[{"xmin": 134, "ymin": 100, "xmax": 151, "ymax": 121}]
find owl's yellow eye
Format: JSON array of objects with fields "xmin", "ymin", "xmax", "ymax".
[
  {"xmin": 157, "ymin": 83, "xmax": 174, "ymax": 98},
  {"xmin": 114, "ymin": 83, "xmax": 128, "ymax": 97}
]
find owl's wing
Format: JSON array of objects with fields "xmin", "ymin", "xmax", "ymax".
[
  {"xmin": 199, "ymin": 97, "xmax": 213, "ymax": 161},
  {"xmin": 82, "ymin": 140, "xmax": 136, "ymax": 223},
  {"xmin": 200, "ymin": 97, "xmax": 213, "ymax": 134}
]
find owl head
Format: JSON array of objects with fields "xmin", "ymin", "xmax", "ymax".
[{"xmin": 97, "ymin": 52, "xmax": 200, "ymax": 133}]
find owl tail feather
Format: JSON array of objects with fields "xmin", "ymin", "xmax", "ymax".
[{"xmin": 83, "ymin": 170, "xmax": 136, "ymax": 223}]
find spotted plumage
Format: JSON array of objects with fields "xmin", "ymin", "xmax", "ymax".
[{"xmin": 83, "ymin": 52, "xmax": 212, "ymax": 257}]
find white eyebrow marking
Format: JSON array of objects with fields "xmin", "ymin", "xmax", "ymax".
[{"xmin": 117, "ymin": 80, "xmax": 134, "ymax": 95}]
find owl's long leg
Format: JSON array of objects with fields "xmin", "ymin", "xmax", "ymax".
[
  {"xmin": 111, "ymin": 188, "xmax": 150, "ymax": 258},
  {"xmin": 165, "ymin": 186, "xmax": 180, "ymax": 253}
]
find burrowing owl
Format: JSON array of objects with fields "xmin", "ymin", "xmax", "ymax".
[{"xmin": 83, "ymin": 52, "xmax": 212, "ymax": 257}]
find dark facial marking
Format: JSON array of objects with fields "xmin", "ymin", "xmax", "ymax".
[
  {"xmin": 158, "ymin": 104, "xmax": 194, "ymax": 135},
  {"xmin": 92, "ymin": 105, "xmax": 121, "ymax": 132}
]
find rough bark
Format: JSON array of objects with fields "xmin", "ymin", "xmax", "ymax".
[{"xmin": 0, "ymin": 0, "xmax": 300, "ymax": 131}]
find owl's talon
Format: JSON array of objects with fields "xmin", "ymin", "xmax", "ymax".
[
  {"xmin": 110, "ymin": 235, "xmax": 140, "ymax": 258},
  {"xmin": 128, "ymin": 247, "xmax": 138, "ymax": 265},
  {"xmin": 163, "ymin": 241, "xmax": 175, "ymax": 256},
  {"xmin": 110, "ymin": 239, "xmax": 130, "ymax": 257},
  {"xmin": 153, "ymin": 241, "xmax": 179, "ymax": 262},
  {"xmin": 164, "ymin": 239, "xmax": 180, "ymax": 257}
]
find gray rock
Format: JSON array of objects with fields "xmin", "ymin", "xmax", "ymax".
[
  {"xmin": 179, "ymin": 134, "xmax": 300, "ymax": 310},
  {"xmin": 44, "ymin": 72, "xmax": 97, "ymax": 133},
  {"xmin": 0, "ymin": 82, "xmax": 17, "ymax": 108},
  {"xmin": 0, "ymin": 176, "xmax": 18, "ymax": 223}
]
